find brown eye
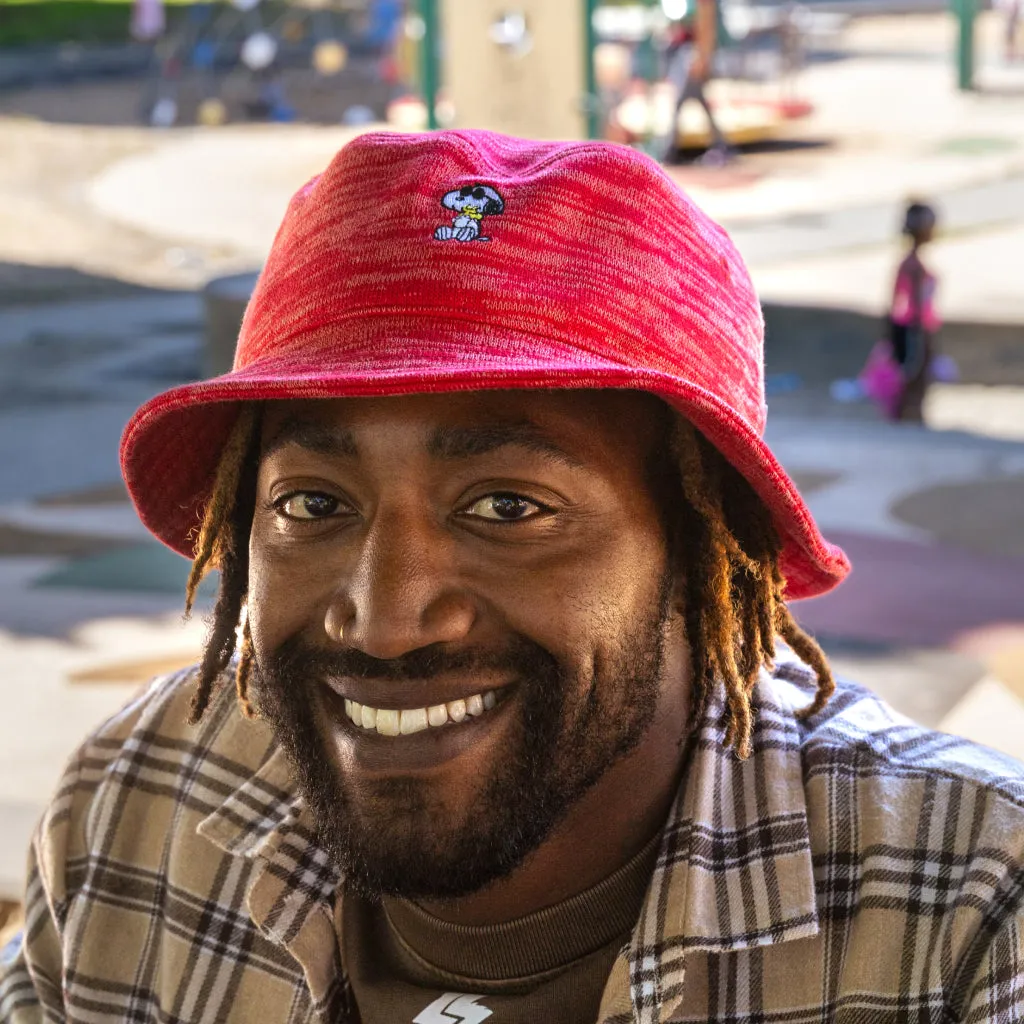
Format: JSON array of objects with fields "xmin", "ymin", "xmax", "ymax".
[
  {"xmin": 277, "ymin": 493, "xmax": 340, "ymax": 520},
  {"xmin": 462, "ymin": 494, "xmax": 541, "ymax": 522}
]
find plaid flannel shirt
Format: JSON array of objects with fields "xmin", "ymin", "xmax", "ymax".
[{"xmin": 2, "ymin": 656, "xmax": 1023, "ymax": 1024}]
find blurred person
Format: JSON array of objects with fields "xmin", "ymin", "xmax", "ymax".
[
  {"xmin": 889, "ymin": 200, "xmax": 940, "ymax": 422},
  {"xmin": 2, "ymin": 132, "xmax": 1023, "ymax": 1024},
  {"xmin": 661, "ymin": 0, "xmax": 733, "ymax": 166},
  {"xmin": 779, "ymin": 0, "xmax": 806, "ymax": 102},
  {"xmin": 130, "ymin": 0, "xmax": 165, "ymax": 41},
  {"xmin": 997, "ymin": 0, "xmax": 1022, "ymax": 60}
]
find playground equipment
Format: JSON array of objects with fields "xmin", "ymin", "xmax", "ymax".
[
  {"xmin": 412, "ymin": 0, "xmax": 811, "ymax": 149},
  {"xmin": 439, "ymin": 1, "xmax": 588, "ymax": 139},
  {"xmin": 137, "ymin": 0, "xmax": 400, "ymax": 127}
]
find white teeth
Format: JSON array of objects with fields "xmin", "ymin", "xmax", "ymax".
[
  {"xmin": 376, "ymin": 709, "xmax": 400, "ymax": 736},
  {"xmin": 343, "ymin": 690, "xmax": 500, "ymax": 735},
  {"xmin": 399, "ymin": 708, "xmax": 429, "ymax": 735}
]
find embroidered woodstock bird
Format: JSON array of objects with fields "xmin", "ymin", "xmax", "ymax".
[{"xmin": 434, "ymin": 184, "xmax": 504, "ymax": 242}]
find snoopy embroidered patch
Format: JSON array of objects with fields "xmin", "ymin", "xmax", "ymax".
[{"xmin": 434, "ymin": 184, "xmax": 504, "ymax": 242}]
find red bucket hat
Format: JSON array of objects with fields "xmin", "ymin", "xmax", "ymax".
[{"xmin": 121, "ymin": 129, "xmax": 849, "ymax": 600}]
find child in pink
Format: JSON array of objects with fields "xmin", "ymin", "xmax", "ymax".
[{"xmin": 888, "ymin": 201, "xmax": 940, "ymax": 422}]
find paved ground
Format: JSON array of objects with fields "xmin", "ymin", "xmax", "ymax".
[{"xmin": 1, "ymin": 12, "xmax": 1024, "ymax": 901}]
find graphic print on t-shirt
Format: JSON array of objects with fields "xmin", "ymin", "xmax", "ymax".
[{"xmin": 412, "ymin": 992, "xmax": 493, "ymax": 1023}]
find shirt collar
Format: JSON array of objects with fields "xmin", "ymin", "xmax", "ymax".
[
  {"xmin": 626, "ymin": 662, "xmax": 820, "ymax": 1023},
  {"xmin": 196, "ymin": 711, "xmax": 298, "ymax": 861},
  {"xmin": 197, "ymin": 711, "xmax": 346, "ymax": 1016},
  {"xmin": 195, "ymin": 710, "xmax": 340, "ymax": 939}
]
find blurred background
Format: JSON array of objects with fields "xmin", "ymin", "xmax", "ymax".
[{"xmin": 1, "ymin": 0, "xmax": 1023, "ymax": 943}]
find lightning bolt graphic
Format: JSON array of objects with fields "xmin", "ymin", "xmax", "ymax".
[{"xmin": 412, "ymin": 992, "xmax": 493, "ymax": 1024}]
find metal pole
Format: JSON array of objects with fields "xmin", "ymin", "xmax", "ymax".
[
  {"xmin": 584, "ymin": 0, "xmax": 599, "ymax": 139},
  {"xmin": 956, "ymin": 0, "xmax": 976, "ymax": 91},
  {"xmin": 421, "ymin": 0, "xmax": 440, "ymax": 129}
]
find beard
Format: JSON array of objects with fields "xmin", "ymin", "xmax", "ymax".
[{"xmin": 251, "ymin": 576, "xmax": 673, "ymax": 903}]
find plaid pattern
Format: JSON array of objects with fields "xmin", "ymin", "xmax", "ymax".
[{"xmin": 3, "ymin": 656, "xmax": 1023, "ymax": 1023}]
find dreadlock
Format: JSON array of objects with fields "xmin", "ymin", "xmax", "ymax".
[
  {"xmin": 184, "ymin": 402, "xmax": 833, "ymax": 757},
  {"xmin": 669, "ymin": 419, "xmax": 833, "ymax": 757},
  {"xmin": 184, "ymin": 405, "xmax": 260, "ymax": 724}
]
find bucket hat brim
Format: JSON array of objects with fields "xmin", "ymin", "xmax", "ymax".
[{"xmin": 121, "ymin": 318, "xmax": 849, "ymax": 602}]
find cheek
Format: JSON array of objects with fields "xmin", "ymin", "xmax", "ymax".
[
  {"xmin": 485, "ymin": 519, "xmax": 669, "ymax": 669},
  {"xmin": 246, "ymin": 531, "xmax": 335, "ymax": 654}
]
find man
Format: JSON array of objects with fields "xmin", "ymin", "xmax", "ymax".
[{"xmin": 2, "ymin": 130, "xmax": 1022, "ymax": 1024}]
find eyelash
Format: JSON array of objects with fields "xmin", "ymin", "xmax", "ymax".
[
  {"xmin": 268, "ymin": 493, "xmax": 349, "ymax": 523},
  {"xmin": 267, "ymin": 491, "xmax": 552, "ymax": 525},
  {"xmin": 459, "ymin": 493, "xmax": 550, "ymax": 524}
]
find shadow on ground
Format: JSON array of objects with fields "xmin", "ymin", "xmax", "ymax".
[{"xmin": 0, "ymin": 261, "xmax": 174, "ymax": 306}]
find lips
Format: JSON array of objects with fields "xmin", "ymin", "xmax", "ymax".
[{"xmin": 319, "ymin": 680, "xmax": 515, "ymax": 773}]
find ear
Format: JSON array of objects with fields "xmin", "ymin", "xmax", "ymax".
[{"xmin": 485, "ymin": 196, "xmax": 504, "ymax": 215}]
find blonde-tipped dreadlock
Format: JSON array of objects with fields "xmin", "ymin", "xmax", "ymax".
[
  {"xmin": 184, "ymin": 404, "xmax": 260, "ymax": 724},
  {"xmin": 670, "ymin": 419, "xmax": 833, "ymax": 757},
  {"xmin": 184, "ymin": 402, "xmax": 834, "ymax": 757}
]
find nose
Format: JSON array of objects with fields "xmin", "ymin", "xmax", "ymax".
[{"xmin": 325, "ymin": 509, "xmax": 476, "ymax": 660}]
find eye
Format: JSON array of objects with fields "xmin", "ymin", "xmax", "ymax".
[
  {"xmin": 275, "ymin": 492, "xmax": 342, "ymax": 521},
  {"xmin": 461, "ymin": 493, "xmax": 544, "ymax": 522},
  {"xmin": 472, "ymin": 187, "xmax": 485, "ymax": 199},
  {"xmin": 459, "ymin": 186, "xmax": 473, "ymax": 196}
]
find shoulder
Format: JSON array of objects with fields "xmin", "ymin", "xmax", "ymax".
[
  {"xmin": 771, "ymin": 659, "xmax": 1024, "ymax": 800},
  {"xmin": 801, "ymin": 671, "xmax": 1023, "ymax": 802},
  {"xmin": 64, "ymin": 666, "xmax": 277, "ymax": 804},
  {"xmin": 895, "ymin": 251, "xmax": 922, "ymax": 277},
  {"xmin": 36, "ymin": 669, "xmax": 280, "ymax": 901},
  {"xmin": 767, "ymin": 661, "xmax": 1024, "ymax": 1015},
  {"xmin": 772, "ymin": 658, "xmax": 1024, "ymax": 912}
]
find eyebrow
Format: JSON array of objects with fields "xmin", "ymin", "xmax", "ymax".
[
  {"xmin": 425, "ymin": 422, "xmax": 586, "ymax": 469},
  {"xmin": 261, "ymin": 416, "xmax": 358, "ymax": 460},
  {"xmin": 261, "ymin": 415, "xmax": 586, "ymax": 470}
]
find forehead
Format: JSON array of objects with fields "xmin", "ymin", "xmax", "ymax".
[{"xmin": 259, "ymin": 389, "xmax": 668, "ymax": 465}]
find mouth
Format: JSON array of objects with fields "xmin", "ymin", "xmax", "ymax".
[
  {"xmin": 320, "ymin": 682, "xmax": 516, "ymax": 774},
  {"xmin": 344, "ymin": 690, "xmax": 500, "ymax": 737}
]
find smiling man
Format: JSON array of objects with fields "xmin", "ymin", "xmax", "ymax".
[{"xmin": 3, "ymin": 131, "xmax": 1023, "ymax": 1024}]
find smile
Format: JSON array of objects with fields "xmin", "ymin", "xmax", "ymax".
[{"xmin": 344, "ymin": 691, "xmax": 500, "ymax": 736}]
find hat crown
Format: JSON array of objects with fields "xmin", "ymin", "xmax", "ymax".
[{"xmin": 238, "ymin": 129, "xmax": 766, "ymax": 434}]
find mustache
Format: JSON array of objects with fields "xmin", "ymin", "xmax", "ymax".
[{"xmin": 259, "ymin": 633, "xmax": 559, "ymax": 687}]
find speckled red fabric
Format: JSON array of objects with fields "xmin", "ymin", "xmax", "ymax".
[{"xmin": 120, "ymin": 129, "xmax": 849, "ymax": 599}]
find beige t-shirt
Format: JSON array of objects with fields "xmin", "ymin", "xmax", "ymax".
[{"xmin": 340, "ymin": 834, "xmax": 660, "ymax": 1024}]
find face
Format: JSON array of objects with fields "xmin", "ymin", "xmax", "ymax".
[{"xmin": 248, "ymin": 389, "xmax": 686, "ymax": 901}]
